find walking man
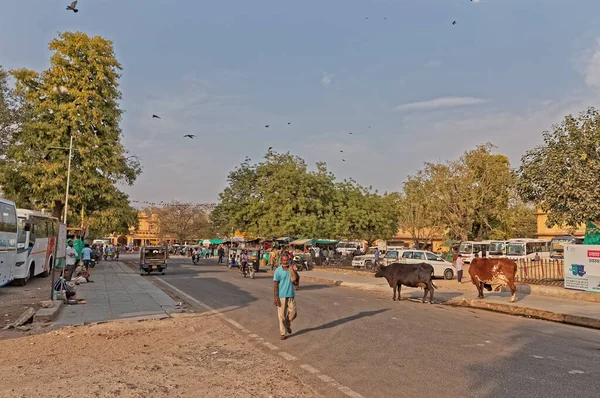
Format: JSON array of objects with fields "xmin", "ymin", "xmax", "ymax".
[
  {"xmin": 273, "ymin": 253, "xmax": 299, "ymax": 340},
  {"xmin": 218, "ymin": 246, "xmax": 225, "ymax": 264},
  {"xmin": 456, "ymin": 254, "xmax": 464, "ymax": 284},
  {"xmin": 82, "ymin": 243, "xmax": 92, "ymax": 270}
]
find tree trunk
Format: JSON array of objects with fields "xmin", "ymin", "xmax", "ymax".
[{"xmin": 52, "ymin": 200, "xmax": 64, "ymax": 221}]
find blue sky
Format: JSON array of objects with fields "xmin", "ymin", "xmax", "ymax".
[{"xmin": 2, "ymin": 0, "xmax": 600, "ymax": 203}]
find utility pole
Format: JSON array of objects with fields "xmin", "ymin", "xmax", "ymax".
[{"xmin": 63, "ymin": 134, "xmax": 74, "ymax": 225}]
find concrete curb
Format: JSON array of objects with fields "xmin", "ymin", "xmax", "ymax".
[
  {"xmin": 34, "ymin": 300, "xmax": 64, "ymax": 323},
  {"xmin": 302, "ymin": 276, "xmax": 600, "ymax": 330},
  {"xmin": 447, "ymin": 298, "xmax": 600, "ymax": 330}
]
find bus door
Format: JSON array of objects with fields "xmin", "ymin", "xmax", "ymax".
[{"xmin": 0, "ymin": 203, "xmax": 18, "ymax": 286}]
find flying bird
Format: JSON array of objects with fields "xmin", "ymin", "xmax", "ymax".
[
  {"xmin": 287, "ymin": 122, "xmax": 291, "ymax": 125},
  {"xmin": 66, "ymin": 1, "xmax": 78, "ymax": 13},
  {"xmin": 268, "ymin": 146, "xmax": 273, "ymax": 150},
  {"xmin": 265, "ymin": 125, "xmax": 270, "ymax": 128},
  {"xmin": 340, "ymin": 150, "xmax": 344, "ymax": 153},
  {"xmin": 183, "ymin": 134, "xmax": 196, "ymax": 139},
  {"xmin": 349, "ymin": 132, "xmax": 353, "ymax": 135},
  {"xmin": 452, "ymin": 21, "xmax": 457, "ymax": 25},
  {"xmin": 152, "ymin": 114, "xmax": 161, "ymax": 119},
  {"xmin": 342, "ymin": 159, "xmax": 346, "ymax": 162}
]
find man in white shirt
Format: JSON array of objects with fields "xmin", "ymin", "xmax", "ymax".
[
  {"xmin": 456, "ymin": 254, "xmax": 465, "ymax": 284},
  {"xmin": 66, "ymin": 239, "xmax": 78, "ymax": 279}
]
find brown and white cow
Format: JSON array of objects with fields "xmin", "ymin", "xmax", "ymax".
[{"xmin": 468, "ymin": 258, "xmax": 518, "ymax": 303}]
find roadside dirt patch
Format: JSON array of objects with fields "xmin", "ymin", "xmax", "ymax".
[
  {"xmin": 0, "ymin": 313, "xmax": 327, "ymax": 398},
  {"xmin": 0, "ymin": 276, "xmax": 50, "ymax": 329}
]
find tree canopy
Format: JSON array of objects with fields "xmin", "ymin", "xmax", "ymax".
[
  {"xmin": 518, "ymin": 107, "xmax": 600, "ymax": 228},
  {"xmin": 211, "ymin": 151, "xmax": 399, "ymax": 243},
  {"xmin": 400, "ymin": 144, "xmax": 517, "ymax": 241},
  {"xmin": 0, "ymin": 32, "xmax": 140, "ymax": 232},
  {"xmin": 153, "ymin": 202, "xmax": 214, "ymax": 243}
]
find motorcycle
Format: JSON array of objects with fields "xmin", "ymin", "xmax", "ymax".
[
  {"xmin": 239, "ymin": 261, "xmax": 255, "ymax": 279},
  {"xmin": 89, "ymin": 254, "xmax": 97, "ymax": 269},
  {"xmin": 192, "ymin": 253, "xmax": 200, "ymax": 265},
  {"xmin": 292, "ymin": 255, "xmax": 309, "ymax": 271}
]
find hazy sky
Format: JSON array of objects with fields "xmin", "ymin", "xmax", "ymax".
[{"xmin": 2, "ymin": 0, "xmax": 600, "ymax": 204}]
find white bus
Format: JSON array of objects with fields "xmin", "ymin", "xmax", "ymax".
[
  {"xmin": 458, "ymin": 241, "xmax": 492, "ymax": 263},
  {"xmin": 488, "ymin": 240, "xmax": 509, "ymax": 258},
  {"xmin": 14, "ymin": 209, "xmax": 58, "ymax": 286},
  {"xmin": 0, "ymin": 198, "xmax": 18, "ymax": 287},
  {"xmin": 505, "ymin": 238, "xmax": 550, "ymax": 261}
]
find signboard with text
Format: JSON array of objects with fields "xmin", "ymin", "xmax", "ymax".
[
  {"xmin": 564, "ymin": 245, "xmax": 600, "ymax": 293},
  {"xmin": 56, "ymin": 223, "xmax": 68, "ymax": 259}
]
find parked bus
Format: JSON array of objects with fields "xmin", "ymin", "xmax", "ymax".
[
  {"xmin": 14, "ymin": 209, "xmax": 58, "ymax": 286},
  {"xmin": 550, "ymin": 235, "xmax": 584, "ymax": 259},
  {"xmin": 458, "ymin": 241, "xmax": 492, "ymax": 263},
  {"xmin": 488, "ymin": 240, "xmax": 509, "ymax": 258},
  {"xmin": 505, "ymin": 238, "xmax": 550, "ymax": 261},
  {"xmin": 0, "ymin": 198, "xmax": 18, "ymax": 287}
]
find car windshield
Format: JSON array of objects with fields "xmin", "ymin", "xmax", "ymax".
[
  {"xmin": 459, "ymin": 243, "xmax": 472, "ymax": 254},
  {"xmin": 144, "ymin": 248, "xmax": 165, "ymax": 259},
  {"xmin": 507, "ymin": 243, "xmax": 525, "ymax": 256},
  {"xmin": 366, "ymin": 248, "xmax": 377, "ymax": 255},
  {"xmin": 385, "ymin": 251, "xmax": 398, "ymax": 258},
  {"xmin": 489, "ymin": 242, "xmax": 505, "ymax": 253}
]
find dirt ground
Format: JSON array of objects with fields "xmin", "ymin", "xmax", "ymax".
[
  {"xmin": 0, "ymin": 313, "xmax": 326, "ymax": 398},
  {"xmin": 0, "ymin": 276, "xmax": 51, "ymax": 328}
]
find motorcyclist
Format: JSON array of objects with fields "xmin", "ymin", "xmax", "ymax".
[{"xmin": 241, "ymin": 250, "xmax": 249, "ymax": 275}]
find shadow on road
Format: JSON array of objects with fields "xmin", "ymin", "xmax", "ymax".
[
  {"xmin": 293, "ymin": 309, "xmax": 389, "ymax": 337},
  {"xmin": 295, "ymin": 284, "xmax": 333, "ymax": 291}
]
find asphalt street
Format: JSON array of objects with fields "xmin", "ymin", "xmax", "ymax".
[{"xmin": 143, "ymin": 255, "xmax": 600, "ymax": 398}]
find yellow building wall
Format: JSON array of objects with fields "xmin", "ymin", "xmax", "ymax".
[
  {"xmin": 536, "ymin": 209, "xmax": 585, "ymax": 239},
  {"xmin": 393, "ymin": 228, "xmax": 446, "ymax": 252},
  {"xmin": 110, "ymin": 212, "xmax": 161, "ymax": 246}
]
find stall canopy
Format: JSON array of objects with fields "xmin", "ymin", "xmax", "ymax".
[
  {"xmin": 290, "ymin": 238, "xmax": 340, "ymax": 246},
  {"xmin": 199, "ymin": 238, "xmax": 227, "ymax": 245},
  {"xmin": 584, "ymin": 221, "xmax": 600, "ymax": 245}
]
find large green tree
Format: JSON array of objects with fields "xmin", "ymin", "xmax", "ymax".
[
  {"xmin": 404, "ymin": 144, "xmax": 515, "ymax": 241},
  {"xmin": 517, "ymin": 107, "xmax": 600, "ymax": 228},
  {"xmin": 397, "ymin": 175, "xmax": 444, "ymax": 247},
  {"xmin": 154, "ymin": 202, "xmax": 214, "ymax": 243},
  {"xmin": 0, "ymin": 32, "xmax": 140, "ymax": 225},
  {"xmin": 211, "ymin": 151, "xmax": 398, "ymax": 241}
]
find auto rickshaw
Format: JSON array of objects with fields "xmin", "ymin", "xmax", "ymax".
[{"xmin": 140, "ymin": 245, "xmax": 168, "ymax": 275}]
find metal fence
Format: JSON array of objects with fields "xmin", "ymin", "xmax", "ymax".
[{"xmin": 515, "ymin": 259, "xmax": 564, "ymax": 286}]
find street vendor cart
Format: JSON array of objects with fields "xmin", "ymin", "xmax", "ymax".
[{"xmin": 140, "ymin": 245, "xmax": 168, "ymax": 275}]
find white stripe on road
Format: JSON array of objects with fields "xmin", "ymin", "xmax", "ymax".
[
  {"xmin": 279, "ymin": 352, "xmax": 298, "ymax": 361},
  {"xmin": 318, "ymin": 374, "xmax": 336, "ymax": 383},
  {"xmin": 153, "ymin": 277, "xmax": 365, "ymax": 398},
  {"xmin": 263, "ymin": 342, "xmax": 279, "ymax": 351},
  {"xmin": 338, "ymin": 386, "xmax": 366, "ymax": 398},
  {"xmin": 300, "ymin": 364, "xmax": 320, "ymax": 374}
]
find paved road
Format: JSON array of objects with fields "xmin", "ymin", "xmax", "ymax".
[{"xmin": 140, "ymin": 255, "xmax": 600, "ymax": 398}]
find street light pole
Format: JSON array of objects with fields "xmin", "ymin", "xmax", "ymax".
[{"xmin": 63, "ymin": 134, "xmax": 74, "ymax": 225}]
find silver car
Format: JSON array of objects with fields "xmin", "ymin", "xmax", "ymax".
[{"xmin": 398, "ymin": 250, "xmax": 456, "ymax": 280}]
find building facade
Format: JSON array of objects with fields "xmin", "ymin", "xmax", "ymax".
[
  {"xmin": 536, "ymin": 209, "xmax": 585, "ymax": 239},
  {"xmin": 109, "ymin": 212, "xmax": 161, "ymax": 246}
]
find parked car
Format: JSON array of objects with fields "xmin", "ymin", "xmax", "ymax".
[
  {"xmin": 352, "ymin": 247, "xmax": 380, "ymax": 269},
  {"xmin": 383, "ymin": 249, "xmax": 405, "ymax": 265},
  {"xmin": 398, "ymin": 250, "xmax": 456, "ymax": 280},
  {"xmin": 336, "ymin": 242, "xmax": 362, "ymax": 257}
]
